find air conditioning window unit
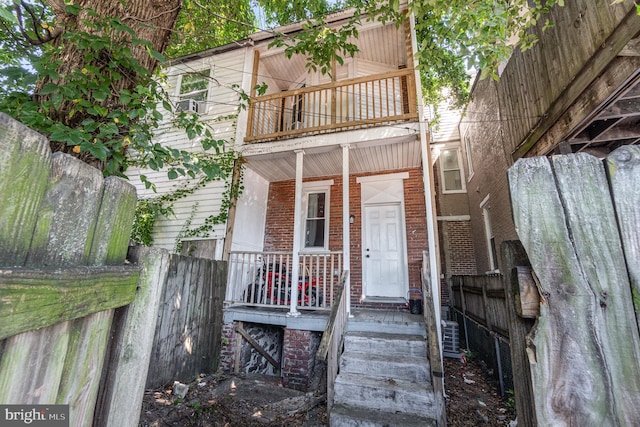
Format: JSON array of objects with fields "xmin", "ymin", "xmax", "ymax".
[{"xmin": 176, "ymin": 98, "xmax": 198, "ymax": 113}]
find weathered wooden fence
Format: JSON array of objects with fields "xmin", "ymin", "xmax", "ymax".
[
  {"xmin": 144, "ymin": 251, "xmax": 227, "ymax": 388},
  {"xmin": 450, "ymin": 274, "xmax": 509, "ymax": 340},
  {"xmin": 0, "ymin": 114, "xmax": 227, "ymax": 426},
  {"xmin": 0, "ymin": 113, "xmax": 140, "ymax": 426},
  {"xmin": 508, "ymin": 148, "xmax": 640, "ymax": 425}
]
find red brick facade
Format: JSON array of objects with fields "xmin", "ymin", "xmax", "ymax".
[
  {"xmin": 263, "ymin": 167, "xmax": 429, "ymax": 308},
  {"xmin": 281, "ymin": 329, "xmax": 321, "ymax": 390}
]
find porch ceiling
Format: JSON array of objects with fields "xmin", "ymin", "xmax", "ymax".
[
  {"xmin": 244, "ymin": 138, "xmax": 422, "ymax": 182},
  {"xmin": 259, "ymin": 21, "xmax": 408, "ymax": 91}
]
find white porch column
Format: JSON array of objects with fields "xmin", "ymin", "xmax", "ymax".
[
  {"xmin": 411, "ymin": 14, "xmax": 442, "ymax": 361},
  {"xmin": 288, "ymin": 149, "xmax": 304, "ymax": 316},
  {"xmin": 341, "ymin": 144, "xmax": 351, "ymax": 315}
]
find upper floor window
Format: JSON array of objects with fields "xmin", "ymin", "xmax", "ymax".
[
  {"xmin": 177, "ymin": 70, "xmax": 209, "ymax": 114},
  {"xmin": 301, "ymin": 180, "xmax": 333, "ymax": 251},
  {"xmin": 464, "ymin": 133, "xmax": 474, "ymax": 180},
  {"xmin": 440, "ymin": 148, "xmax": 466, "ymax": 193},
  {"xmin": 480, "ymin": 195, "xmax": 498, "ymax": 273}
]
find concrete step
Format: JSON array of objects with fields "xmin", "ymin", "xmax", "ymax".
[
  {"xmin": 333, "ymin": 373, "xmax": 436, "ymax": 418},
  {"xmin": 330, "ymin": 403, "xmax": 438, "ymax": 427},
  {"xmin": 343, "ymin": 331, "xmax": 427, "ymax": 357},
  {"xmin": 347, "ymin": 318, "xmax": 425, "ymax": 336},
  {"xmin": 340, "ymin": 350, "xmax": 430, "ymax": 382}
]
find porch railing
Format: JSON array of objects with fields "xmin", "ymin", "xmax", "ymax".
[
  {"xmin": 246, "ymin": 69, "xmax": 418, "ymax": 143},
  {"xmin": 421, "ymin": 253, "xmax": 446, "ymax": 425},
  {"xmin": 316, "ymin": 270, "xmax": 349, "ymax": 413},
  {"xmin": 227, "ymin": 251, "xmax": 343, "ymax": 310}
]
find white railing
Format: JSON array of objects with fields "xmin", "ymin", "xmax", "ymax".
[
  {"xmin": 422, "ymin": 251, "xmax": 446, "ymax": 424},
  {"xmin": 227, "ymin": 251, "xmax": 343, "ymax": 310},
  {"xmin": 316, "ymin": 270, "xmax": 349, "ymax": 412}
]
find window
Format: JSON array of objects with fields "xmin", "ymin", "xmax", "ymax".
[
  {"xmin": 305, "ymin": 192, "xmax": 326, "ymax": 247},
  {"xmin": 439, "ymin": 148, "xmax": 466, "ymax": 193},
  {"xmin": 301, "ymin": 180, "xmax": 332, "ymax": 250},
  {"xmin": 464, "ymin": 134, "xmax": 474, "ymax": 180},
  {"xmin": 480, "ymin": 195, "xmax": 498, "ymax": 272},
  {"xmin": 177, "ymin": 70, "xmax": 209, "ymax": 113}
]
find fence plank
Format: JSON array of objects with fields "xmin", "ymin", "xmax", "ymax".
[
  {"xmin": 0, "ymin": 113, "xmax": 51, "ymax": 267},
  {"xmin": 0, "ymin": 153, "xmax": 105, "ymax": 405},
  {"xmin": 509, "ymin": 154, "xmax": 640, "ymax": 425},
  {"xmin": 606, "ymin": 146, "xmax": 640, "ymax": 331},
  {"xmin": 500, "ymin": 241, "xmax": 536, "ymax": 427},
  {"xmin": 0, "ymin": 266, "xmax": 138, "ymax": 339},
  {"xmin": 57, "ymin": 175, "xmax": 138, "ymax": 427},
  {"xmin": 94, "ymin": 246, "xmax": 170, "ymax": 427},
  {"xmin": 145, "ymin": 254, "xmax": 227, "ymax": 388}
]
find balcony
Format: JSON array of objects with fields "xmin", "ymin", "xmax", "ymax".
[{"xmin": 246, "ymin": 69, "xmax": 418, "ymax": 143}]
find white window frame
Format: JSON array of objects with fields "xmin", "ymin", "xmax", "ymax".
[
  {"xmin": 480, "ymin": 195, "xmax": 499, "ymax": 273},
  {"xmin": 300, "ymin": 180, "xmax": 333, "ymax": 252},
  {"xmin": 176, "ymin": 68, "xmax": 210, "ymax": 114},
  {"xmin": 464, "ymin": 132, "xmax": 475, "ymax": 180},
  {"xmin": 439, "ymin": 146, "xmax": 466, "ymax": 194}
]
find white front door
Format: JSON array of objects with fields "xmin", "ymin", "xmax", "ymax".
[{"xmin": 363, "ymin": 203, "xmax": 407, "ymax": 298}]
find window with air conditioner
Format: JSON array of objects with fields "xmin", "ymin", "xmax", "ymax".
[
  {"xmin": 439, "ymin": 147, "xmax": 466, "ymax": 193},
  {"xmin": 177, "ymin": 70, "xmax": 209, "ymax": 114}
]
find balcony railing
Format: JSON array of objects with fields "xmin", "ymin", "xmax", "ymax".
[
  {"xmin": 246, "ymin": 69, "xmax": 418, "ymax": 143},
  {"xmin": 227, "ymin": 251, "xmax": 343, "ymax": 310}
]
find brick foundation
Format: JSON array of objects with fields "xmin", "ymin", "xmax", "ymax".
[
  {"xmin": 219, "ymin": 322, "xmax": 238, "ymax": 373},
  {"xmin": 218, "ymin": 321, "xmax": 322, "ymax": 391},
  {"xmin": 281, "ymin": 329, "xmax": 322, "ymax": 391}
]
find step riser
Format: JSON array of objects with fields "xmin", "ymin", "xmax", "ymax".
[
  {"xmin": 330, "ymin": 404, "xmax": 438, "ymax": 427},
  {"xmin": 333, "ymin": 381, "xmax": 436, "ymax": 417},
  {"xmin": 343, "ymin": 336, "xmax": 427, "ymax": 357},
  {"xmin": 348, "ymin": 322, "xmax": 426, "ymax": 337},
  {"xmin": 340, "ymin": 354, "xmax": 430, "ymax": 382}
]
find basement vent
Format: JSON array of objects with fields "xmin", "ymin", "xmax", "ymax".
[{"xmin": 442, "ymin": 320, "xmax": 462, "ymax": 359}]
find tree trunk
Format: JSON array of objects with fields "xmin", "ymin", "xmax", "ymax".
[{"xmin": 39, "ymin": 0, "xmax": 182, "ymax": 167}]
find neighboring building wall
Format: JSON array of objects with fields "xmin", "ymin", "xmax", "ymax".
[
  {"xmin": 428, "ymin": 102, "xmax": 477, "ymax": 305},
  {"xmin": 459, "ymin": 1, "xmax": 637, "ymax": 272},
  {"xmin": 263, "ymin": 167, "xmax": 428, "ymax": 307}
]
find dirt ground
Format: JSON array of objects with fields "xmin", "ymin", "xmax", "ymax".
[{"xmin": 139, "ymin": 355, "xmax": 515, "ymax": 427}]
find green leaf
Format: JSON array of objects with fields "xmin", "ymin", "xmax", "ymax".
[{"xmin": 0, "ymin": 7, "xmax": 17, "ymax": 24}]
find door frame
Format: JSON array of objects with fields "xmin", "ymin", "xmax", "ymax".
[{"xmin": 357, "ymin": 172, "xmax": 410, "ymax": 301}]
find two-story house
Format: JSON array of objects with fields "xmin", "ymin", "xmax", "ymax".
[{"xmin": 131, "ymin": 8, "xmax": 446, "ymax": 421}]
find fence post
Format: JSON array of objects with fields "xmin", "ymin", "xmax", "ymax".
[
  {"xmin": 93, "ymin": 246, "xmax": 170, "ymax": 427},
  {"xmin": 509, "ymin": 154, "xmax": 640, "ymax": 425},
  {"xmin": 500, "ymin": 240, "xmax": 536, "ymax": 427}
]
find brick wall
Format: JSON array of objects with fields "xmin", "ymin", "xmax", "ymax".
[
  {"xmin": 281, "ymin": 329, "xmax": 321, "ymax": 391},
  {"xmin": 219, "ymin": 322, "xmax": 238, "ymax": 373},
  {"xmin": 264, "ymin": 167, "xmax": 428, "ymax": 307},
  {"xmin": 219, "ymin": 322, "xmax": 322, "ymax": 391},
  {"xmin": 460, "ymin": 78, "xmax": 519, "ymax": 273},
  {"xmin": 444, "ymin": 220, "xmax": 476, "ymax": 275}
]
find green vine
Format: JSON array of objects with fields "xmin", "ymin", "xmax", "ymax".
[{"xmin": 130, "ymin": 149, "xmax": 241, "ymax": 247}]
